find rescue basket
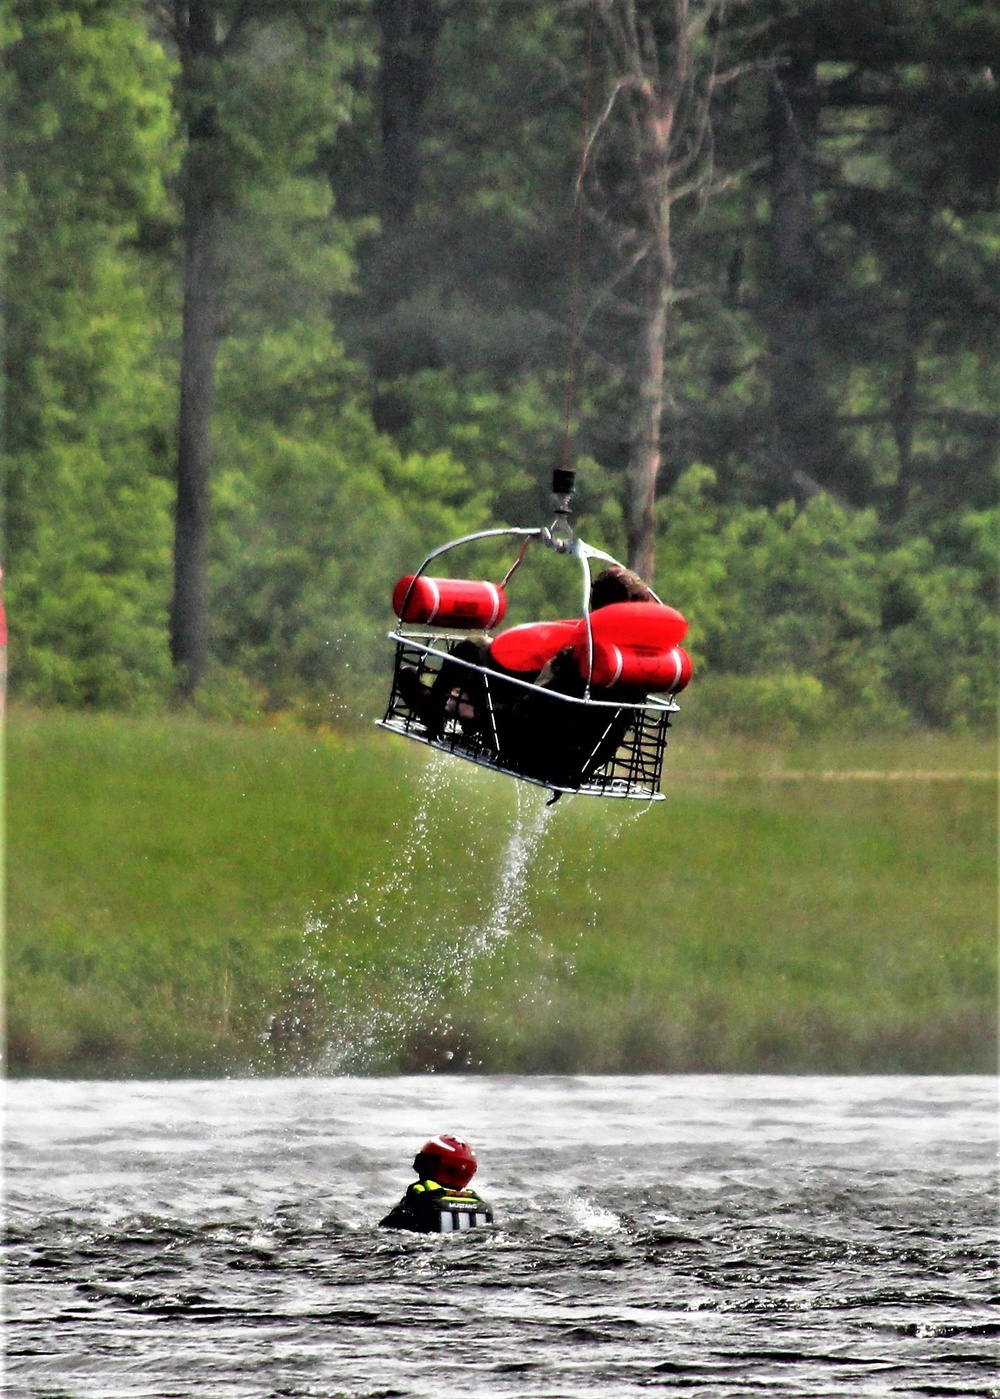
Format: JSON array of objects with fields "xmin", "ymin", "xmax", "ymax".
[{"xmin": 377, "ymin": 474, "xmax": 686, "ymax": 801}]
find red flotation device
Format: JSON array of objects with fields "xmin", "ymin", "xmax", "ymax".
[
  {"xmin": 490, "ymin": 602, "xmax": 688, "ymax": 677},
  {"xmin": 587, "ymin": 601, "xmax": 687, "ymax": 649},
  {"xmin": 489, "ymin": 619, "xmax": 581, "ymax": 674},
  {"xmin": 581, "ymin": 641, "xmax": 693, "ymax": 693},
  {"xmin": 393, "ymin": 575, "xmax": 507, "ymax": 629}
]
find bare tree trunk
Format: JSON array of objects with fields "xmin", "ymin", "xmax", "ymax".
[
  {"xmin": 169, "ymin": 0, "xmax": 224, "ymax": 698},
  {"xmin": 369, "ymin": 0, "xmax": 446, "ymax": 418},
  {"xmin": 374, "ymin": 0, "xmax": 445, "ymax": 238},
  {"xmin": 767, "ymin": 48, "xmax": 824, "ymax": 491},
  {"xmin": 170, "ymin": 203, "xmax": 220, "ymax": 695},
  {"xmin": 888, "ymin": 204, "xmax": 931, "ymax": 523},
  {"xmin": 591, "ymin": 0, "xmax": 730, "ymax": 584},
  {"xmin": 890, "ymin": 329, "xmax": 918, "ymax": 521},
  {"xmin": 626, "ymin": 232, "xmax": 671, "ymax": 581}
]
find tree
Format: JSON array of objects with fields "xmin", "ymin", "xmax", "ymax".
[
  {"xmin": 752, "ymin": 0, "xmax": 1000, "ymax": 511},
  {"xmin": 581, "ymin": 0, "xmax": 750, "ymax": 580},
  {"xmin": 373, "ymin": 0, "xmax": 445, "ymax": 256},
  {"xmin": 367, "ymin": 0, "xmax": 448, "ymax": 421},
  {"xmin": 347, "ymin": 0, "xmax": 584, "ymax": 455},
  {"xmin": 764, "ymin": 40, "xmax": 835, "ymax": 497},
  {"xmin": 155, "ymin": 0, "xmax": 364, "ymax": 695},
  {"xmin": 3, "ymin": 0, "xmax": 178, "ymax": 705},
  {"xmin": 167, "ymin": 0, "xmax": 222, "ymax": 697}
]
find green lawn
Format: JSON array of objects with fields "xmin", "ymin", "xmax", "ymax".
[{"xmin": 6, "ymin": 708, "xmax": 996, "ymax": 1075}]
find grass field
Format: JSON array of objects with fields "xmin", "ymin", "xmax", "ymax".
[{"xmin": 6, "ymin": 708, "xmax": 996, "ymax": 1076}]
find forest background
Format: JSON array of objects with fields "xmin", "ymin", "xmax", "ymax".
[
  {"xmin": 5, "ymin": 0, "xmax": 998, "ymax": 727},
  {"xmin": 4, "ymin": 0, "xmax": 997, "ymax": 1076}
]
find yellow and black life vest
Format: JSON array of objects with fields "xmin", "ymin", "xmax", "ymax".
[{"xmin": 379, "ymin": 1178, "xmax": 494, "ymax": 1233}]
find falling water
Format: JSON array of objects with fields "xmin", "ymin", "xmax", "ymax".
[
  {"xmin": 365, "ymin": 750, "xmax": 454, "ymax": 914},
  {"xmin": 282, "ymin": 748, "xmax": 663, "ymax": 1075},
  {"xmin": 460, "ymin": 782, "xmax": 556, "ymax": 981},
  {"xmin": 297, "ymin": 757, "xmax": 559, "ymax": 1073}
]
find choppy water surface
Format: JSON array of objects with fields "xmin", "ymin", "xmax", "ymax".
[{"xmin": 5, "ymin": 1075, "xmax": 997, "ymax": 1398}]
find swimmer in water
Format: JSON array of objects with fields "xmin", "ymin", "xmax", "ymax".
[{"xmin": 379, "ymin": 1134, "xmax": 494, "ymax": 1233}]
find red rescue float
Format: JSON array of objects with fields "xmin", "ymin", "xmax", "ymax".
[
  {"xmin": 489, "ymin": 619, "xmax": 581, "ymax": 674},
  {"xmin": 582, "ymin": 641, "xmax": 693, "ymax": 693},
  {"xmin": 587, "ymin": 601, "xmax": 687, "ymax": 650},
  {"xmin": 489, "ymin": 602, "xmax": 688, "ymax": 676},
  {"xmin": 393, "ymin": 575, "xmax": 507, "ymax": 629}
]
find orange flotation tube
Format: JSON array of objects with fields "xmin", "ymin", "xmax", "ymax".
[
  {"xmin": 489, "ymin": 619, "xmax": 581, "ymax": 674},
  {"xmin": 582, "ymin": 641, "xmax": 693, "ymax": 692},
  {"xmin": 489, "ymin": 602, "xmax": 688, "ymax": 678},
  {"xmin": 393, "ymin": 576, "xmax": 507, "ymax": 629}
]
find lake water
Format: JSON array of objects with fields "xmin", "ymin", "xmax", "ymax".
[{"xmin": 4, "ymin": 1075, "xmax": 997, "ymax": 1398}]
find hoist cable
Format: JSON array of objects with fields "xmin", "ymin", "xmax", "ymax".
[{"xmin": 559, "ymin": 0, "xmax": 599, "ymax": 474}]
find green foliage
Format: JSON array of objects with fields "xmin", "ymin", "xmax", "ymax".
[
  {"xmin": 10, "ymin": 443, "xmax": 174, "ymax": 707},
  {"xmin": 175, "ymin": 8, "xmax": 366, "ymax": 212},
  {"xmin": 347, "ymin": 0, "xmax": 581, "ymax": 374},
  {"xmin": 1, "ymin": 0, "xmax": 996, "ymax": 729},
  {"xmin": 207, "ymin": 322, "xmax": 491, "ymax": 710},
  {"xmin": 659, "ymin": 467, "xmax": 997, "ymax": 731},
  {"xmin": 880, "ymin": 512, "xmax": 1000, "ymax": 729},
  {"xmin": 3, "ymin": 0, "xmax": 178, "ymax": 704}
]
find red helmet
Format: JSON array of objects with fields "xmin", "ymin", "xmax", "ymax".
[{"xmin": 412, "ymin": 1134, "xmax": 477, "ymax": 1189}]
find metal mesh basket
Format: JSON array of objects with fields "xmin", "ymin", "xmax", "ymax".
[{"xmin": 377, "ymin": 634, "xmax": 674, "ymax": 801}]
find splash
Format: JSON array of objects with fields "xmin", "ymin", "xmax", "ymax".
[
  {"xmin": 285, "ymin": 758, "xmax": 559, "ymax": 1074},
  {"xmin": 459, "ymin": 784, "xmax": 556, "ymax": 986},
  {"xmin": 566, "ymin": 1196, "xmax": 625, "ymax": 1234}
]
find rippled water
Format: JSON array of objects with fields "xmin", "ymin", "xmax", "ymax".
[{"xmin": 5, "ymin": 1075, "xmax": 997, "ymax": 1398}]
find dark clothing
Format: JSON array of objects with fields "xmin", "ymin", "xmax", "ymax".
[
  {"xmin": 429, "ymin": 635, "xmax": 496, "ymax": 740},
  {"xmin": 400, "ymin": 619, "xmax": 649, "ymax": 790},
  {"xmin": 379, "ymin": 1178, "xmax": 494, "ymax": 1233},
  {"xmin": 396, "ymin": 636, "xmax": 494, "ymax": 742},
  {"xmin": 490, "ymin": 645, "xmax": 645, "ymax": 790}
]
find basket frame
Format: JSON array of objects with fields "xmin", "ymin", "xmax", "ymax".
[
  {"xmin": 378, "ymin": 525, "xmax": 681, "ymax": 800},
  {"xmin": 378, "ymin": 634, "xmax": 674, "ymax": 800}
]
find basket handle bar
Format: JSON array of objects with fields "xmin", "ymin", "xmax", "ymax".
[
  {"xmin": 396, "ymin": 527, "xmax": 543, "ymax": 627},
  {"xmin": 571, "ymin": 538, "xmax": 664, "ymax": 696},
  {"xmin": 397, "ymin": 528, "xmax": 665, "ymax": 694}
]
